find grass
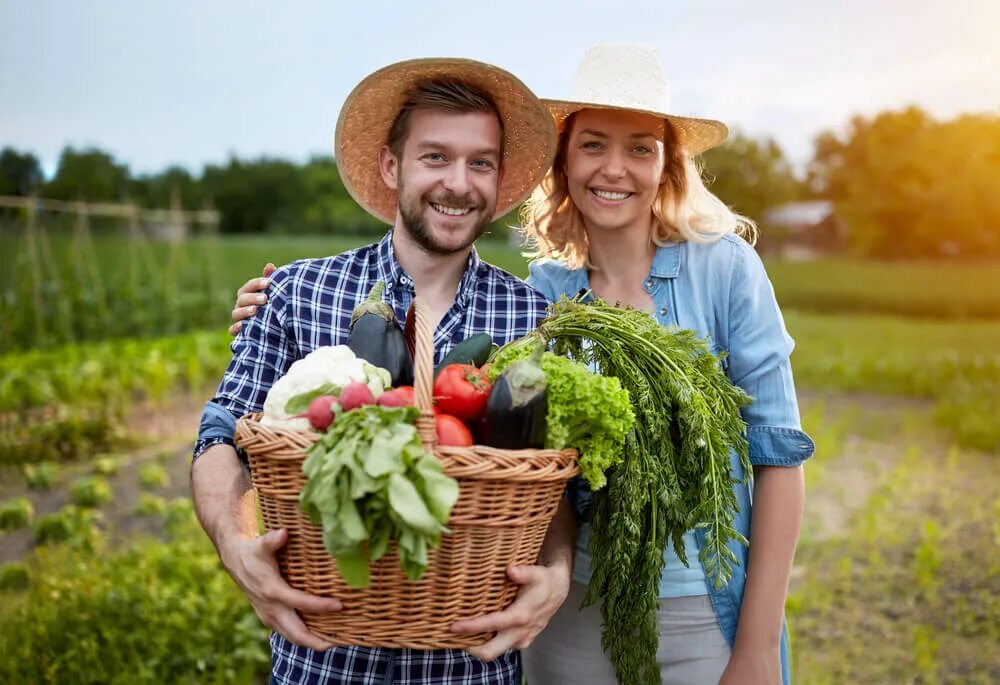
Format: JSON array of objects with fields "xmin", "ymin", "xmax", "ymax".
[
  {"xmin": 0, "ymin": 329, "xmax": 232, "ymax": 464},
  {"xmin": 7, "ymin": 215, "xmax": 999, "ymax": 354},
  {"xmin": 765, "ymin": 258, "xmax": 1000, "ymax": 319},
  {"xmin": 789, "ymin": 403, "xmax": 1000, "ymax": 683},
  {"xmin": 787, "ymin": 310, "xmax": 1000, "ymax": 450},
  {"xmin": 1, "ymin": 224, "xmax": 527, "ymax": 353}
]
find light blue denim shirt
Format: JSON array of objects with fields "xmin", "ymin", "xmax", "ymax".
[{"xmin": 527, "ymin": 234, "xmax": 814, "ymax": 685}]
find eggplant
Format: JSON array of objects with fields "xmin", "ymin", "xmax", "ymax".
[
  {"xmin": 476, "ymin": 348, "xmax": 547, "ymax": 449},
  {"xmin": 347, "ymin": 282, "xmax": 414, "ymax": 387}
]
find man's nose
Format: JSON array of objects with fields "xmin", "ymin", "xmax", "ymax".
[{"xmin": 442, "ymin": 162, "xmax": 472, "ymax": 195}]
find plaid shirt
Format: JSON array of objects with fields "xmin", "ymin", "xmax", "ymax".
[{"xmin": 209, "ymin": 230, "xmax": 549, "ymax": 684}]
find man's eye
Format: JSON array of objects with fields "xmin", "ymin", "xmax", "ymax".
[
  {"xmin": 471, "ymin": 159, "xmax": 495, "ymax": 170},
  {"xmin": 423, "ymin": 153, "xmax": 445, "ymax": 162}
]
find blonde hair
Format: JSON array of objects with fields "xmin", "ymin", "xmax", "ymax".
[{"xmin": 519, "ymin": 111, "xmax": 757, "ymax": 268}]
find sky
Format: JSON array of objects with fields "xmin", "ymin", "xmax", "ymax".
[{"xmin": 2, "ymin": 0, "xmax": 999, "ymax": 178}]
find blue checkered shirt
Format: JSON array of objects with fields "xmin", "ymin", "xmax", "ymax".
[{"xmin": 201, "ymin": 230, "xmax": 549, "ymax": 684}]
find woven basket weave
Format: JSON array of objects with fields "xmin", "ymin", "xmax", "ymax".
[{"xmin": 235, "ymin": 297, "xmax": 578, "ymax": 649}]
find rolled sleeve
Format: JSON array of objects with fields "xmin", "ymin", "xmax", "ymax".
[
  {"xmin": 192, "ymin": 400, "xmax": 247, "ymax": 466},
  {"xmin": 726, "ymin": 242, "xmax": 814, "ymax": 467},
  {"xmin": 747, "ymin": 425, "xmax": 815, "ymax": 467}
]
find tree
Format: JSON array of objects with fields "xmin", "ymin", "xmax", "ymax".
[
  {"xmin": 700, "ymin": 132, "xmax": 804, "ymax": 225},
  {"xmin": 299, "ymin": 156, "xmax": 383, "ymax": 235},
  {"xmin": 44, "ymin": 147, "xmax": 131, "ymax": 202},
  {"xmin": 129, "ymin": 166, "xmax": 203, "ymax": 210},
  {"xmin": 201, "ymin": 157, "xmax": 307, "ymax": 234},
  {"xmin": 0, "ymin": 147, "xmax": 44, "ymax": 196},
  {"xmin": 808, "ymin": 107, "xmax": 1000, "ymax": 259}
]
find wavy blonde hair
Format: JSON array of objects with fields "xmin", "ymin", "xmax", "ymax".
[{"xmin": 519, "ymin": 111, "xmax": 757, "ymax": 268}]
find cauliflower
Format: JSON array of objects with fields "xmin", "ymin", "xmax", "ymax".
[{"xmin": 261, "ymin": 345, "xmax": 391, "ymax": 431}]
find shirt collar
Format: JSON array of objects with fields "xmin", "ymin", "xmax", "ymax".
[
  {"xmin": 649, "ymin": 242, "xmax": 681, "ymax": 278},
  {"xmin": 373, "ymin": 230, "xmax": 482, "ymax": 303}
]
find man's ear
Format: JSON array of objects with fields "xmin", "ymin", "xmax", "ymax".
[{"xmin": 378, "ymin": 145, "xmax": 399, "ymax": 190}]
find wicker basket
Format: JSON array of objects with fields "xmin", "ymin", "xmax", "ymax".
[{"xmin": 235, "ymin": 297, "xmax": 578, "ymax": 649}]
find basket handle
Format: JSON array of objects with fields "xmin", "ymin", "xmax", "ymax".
[{"xmin": 411, "ymin": 296, "xmax": 437, "ymax": 451}]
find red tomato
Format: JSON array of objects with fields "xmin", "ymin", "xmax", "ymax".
[
  {"xmin": 433, "ymin": 364, "xmax": 492, "ymax": 422},
  {"xmin": 434, "ymin": 414, "xmax": 474, "ymax": 447},
  {"xmin": 376, "ymin": 386, "xmax": 415, "ymax": 407}
]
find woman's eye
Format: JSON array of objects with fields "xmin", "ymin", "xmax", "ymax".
[
  {"xmin": 633, "ymin": 145, "xmax": 652, "ymax": 155},
  {"xmin": 582, "ymin": 141, "xmax": 603, "ymax": 150}
]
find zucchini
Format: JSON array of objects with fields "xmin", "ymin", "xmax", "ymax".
[{"xmin": 435, "ymin": 333, "xmax": 494, "ymax": 377}]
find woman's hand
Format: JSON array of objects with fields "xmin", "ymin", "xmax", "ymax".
[
  {"xmin": 230, "ymin": 263, "xmax": 276, "ymax": 336},
  {"xmin": 718, "ymin": 644, "xmax": 782, "ymax": 685}
]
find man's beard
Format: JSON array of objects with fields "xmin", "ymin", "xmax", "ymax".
[{"xmin": 397, "ymin": 182, "xmax": 493, "ymax": 256}]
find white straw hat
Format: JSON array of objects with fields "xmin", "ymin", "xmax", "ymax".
[
  {"xmin": 335, "ymin": 58, "xmax": 558, "ymax": 224},
  {"xmin": 544, "ymin": 44, "xmax": 728, "ymax": 155}
]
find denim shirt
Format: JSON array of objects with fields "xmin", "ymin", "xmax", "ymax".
[{"xmin": 527, "ymin": 234, "xmax": 814, "ymax": 685}]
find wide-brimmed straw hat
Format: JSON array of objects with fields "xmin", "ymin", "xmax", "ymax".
[
  {"xmin": 335, "ymin": 58, "xmax": 558, "ymax": 224},
  {"xmin": 544, "ymin": 44, "xmax": 728, "ymax": 155}
]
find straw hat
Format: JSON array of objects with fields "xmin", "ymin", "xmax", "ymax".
[
  {"xmin": 544, "ymin": 44, "xmax": 728, "ymax": 155},
  {"xmin": 335, "ymin": 58, "xmax": 558, "ymax": 224}
]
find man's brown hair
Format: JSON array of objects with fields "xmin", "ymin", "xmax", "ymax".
[{"xmin": 387, "ymin": 80, "xmax": 503, "ymax": 159}]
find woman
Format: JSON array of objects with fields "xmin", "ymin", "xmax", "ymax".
[{"xmin": 229, "ymin": 45, "xmax": 813, "ymax": 685}]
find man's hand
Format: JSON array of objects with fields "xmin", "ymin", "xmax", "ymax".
[
  {"xmin": 450, "ymin": 562, "xmax": 571, "ymax": 662},
  {"xmin": 222, "ymin": 527, "xmax": 343, "ymax": 652},
  {"xmin": 230, "ymin": 263, "xmax": 276, "ymax": 336}
]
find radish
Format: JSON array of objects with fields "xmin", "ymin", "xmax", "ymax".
[
  {"xmin": 339, "ymin": 382, "xmax": 376, "ymax": 411},
  {"xmin": 306, "ymin": 395, "xmax": 338, "ymax": 431}
]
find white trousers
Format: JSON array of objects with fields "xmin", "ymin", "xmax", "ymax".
[{"xmin": 523, "ymin": 581, "xmax": 731, "ymax": 685}]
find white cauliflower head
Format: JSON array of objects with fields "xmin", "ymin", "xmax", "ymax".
[{"xmin": 261, "ymin": 345, "xmax": 389, "ymax": 430}]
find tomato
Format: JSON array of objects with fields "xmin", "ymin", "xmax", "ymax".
[
  {"xmin": 435, "ymin": 413, "xmax": 474, "ymax": 447},
  {"xmin": 433, "ymin": 364, "xmax": 492, "ymax": 422},
  {"xmin": 376, "ymin": 385, "xmax": 415, "ymax": 408}
]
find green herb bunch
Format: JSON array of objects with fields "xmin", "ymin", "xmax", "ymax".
[
  {"xmin": 496, "ymin": 297, "xmax": 751, "ymax": 685},
  {"xmin": 300, "ymin": 405, "xmax": 459, "ymax": 588}
]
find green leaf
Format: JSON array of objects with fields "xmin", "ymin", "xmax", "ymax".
[
  {"xmin": 388, "ymin": 473, "xmax": 441, "ymax": 537},
  {"xmin": 284, "ymin": 383, "xmax": 341, "ymax": 415},
  {"xmin": 334, "ymin": 548, "xmax": 371, "ymax": 588},
  {"xmin": 415, "ymin": 457, "xmax": 459, "ymax": 524},
  {"xmin": 364, "ymin": 425, "xmax": 414, "ymax": 477}
]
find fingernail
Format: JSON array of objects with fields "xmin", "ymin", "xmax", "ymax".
[
  {"xmin": 256, "ymin": 294, "xmax": 267, "ymax": 304},
  {"xmin": 249, "ymin": 306, "xmax": 257, "ymax": 316},
  {"xmin": 260, "ymin": 278, "xmax": 270, "ymax": 287}
]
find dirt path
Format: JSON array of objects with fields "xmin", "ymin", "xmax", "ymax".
[{"xmin": 0, "ymin": 395, "xmax": 204, "ymax": 564}]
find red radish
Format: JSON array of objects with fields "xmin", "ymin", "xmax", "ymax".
[
  {"xmin": 306, "ymin": 395, "xmax": 338, "ymax": 431},
  {"xmin": 376, "ymin": 386, "xmax": 415, "ymax": 408},
  {"xmin": 339, "ymin": 382, "xmax": 376, "ymax": 411}
]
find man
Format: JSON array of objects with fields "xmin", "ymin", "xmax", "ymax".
[{"xmin": 191, "ymin": 58, "xmax": 576, "ymax": 684}]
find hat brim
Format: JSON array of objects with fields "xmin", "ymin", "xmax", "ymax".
[
  {"xmin": 543, "ymin": 99, "xmax": 729, "ymax": 155},
  {"xmin": 335, "ymin": 58, "xmax": 558, "ymax": 225}
]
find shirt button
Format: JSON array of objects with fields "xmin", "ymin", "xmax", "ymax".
[
  {"xmin": 659, "ymin": 307, "xmax": 668, "ymax": 317},
  {"xmin": 644, "ymin": 279, "xmax": 654, "ymax": 290}
]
